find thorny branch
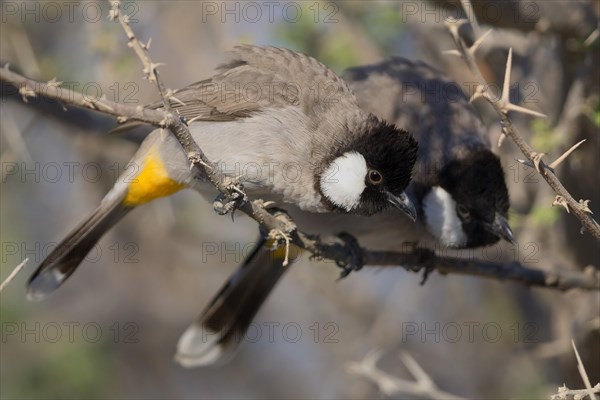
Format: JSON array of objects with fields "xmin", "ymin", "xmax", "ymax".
[
  {"xmin": 571, "ymin": 340, "xmax": 598, "ymax": 400},
  {"xmin": 1, "ymin": 2, "xmax": 599, "ymax": 293},
  {"xmin": 444, "ymin": 19, "xmax": 600, "ymax": 242},
  {"xmin": 347, "ymin": 349, "xmax": 463, "ymax": 399},
  {"xmin": 349, "ymin": 343, "xmax": 600, "ymax": 399},
  {"xmin": 551, "ymin": 341, "xmax": 600, "ymax": 400}
]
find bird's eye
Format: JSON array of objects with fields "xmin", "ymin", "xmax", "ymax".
[
  {"xmin": 457, "ymin": 204, "xmax": 470, "ymax": 219},
  {"xmin": 367, "ymin": 169, "xmax": 383, "ymax": 185}
]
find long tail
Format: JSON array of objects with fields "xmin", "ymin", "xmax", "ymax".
[
  {"xmin": 175, "ymin": 237, "xmax": 293, "ymax": 367},
  {"xmin": 27, "ymin": 193, "xmax": 132, "ymax": 301}
]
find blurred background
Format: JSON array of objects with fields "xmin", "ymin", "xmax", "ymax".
[{"xmin": 1, "ymin": 0, "xmax": 599, "ymax": 398}]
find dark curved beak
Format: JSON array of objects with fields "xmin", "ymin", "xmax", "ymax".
[
  {"xmin": 489, "ymin": 213, "xmax": 516, "ymax": 245},
  {"xmin": 386, "ymin": 191, "xmax": 417, "ymax": 222}
]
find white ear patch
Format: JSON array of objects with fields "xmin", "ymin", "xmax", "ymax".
[
  {"xmin": 423, "ymin": 186, "xmax": 467, "ymax": 247},
  {"xmin": 320, "ymin": 151, "xmax": 368, "ymax": 212}
]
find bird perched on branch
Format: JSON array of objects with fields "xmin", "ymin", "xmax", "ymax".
[
  {"xmin": 26, "ymin": 45, "xmax": 419, "ymax": 301},
  {"xmin": 175, "ymin": 57, "xmax": 515, "ymax": 367}
]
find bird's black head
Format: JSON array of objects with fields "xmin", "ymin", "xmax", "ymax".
[
  {"xmin": 428, "ymin": 149, "xmax": 513, "ymax": 248},
  {"xmin": 319, "ymin": 115, "xmax": 419, "ymax": 217}
]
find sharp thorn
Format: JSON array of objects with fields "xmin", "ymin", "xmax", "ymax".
[
  {"xmin": 549, "ymin": 139, "xmax": 587, "ymax": 169},
  {"xmin": 584, "ymin": 27, "xmax": 599, "ymax": 47},
  {"xmin": 532, "ymin": 152, "xmax": 546, "ymax": 173},
  {"xmin": 505, "ymin": 103, "xmax": 548, "ymax": 118},
  {"xmin": 579, "ymin": 199, "xmax": 593, "ymax": 215},
  {"xmin": 469, "ymin": 86, "xmax": 485, "ymax": 104},
  {"xmin": 502, "ymin": 48, "xmax": 513, "ymax": 104},
  {"xmin": 442, "ymin": 49, "xmax": 462, "ymax": 57},
  {"xmin": 169, "ymin": 95, "xmax": 186, "ymax": 106},
  {"xmin": 470, "ymin": 29, "xmax": 492, "ymax": 54},
  {"xmin": 497, "ymin": 133, "xmax": 507, "ymax": 147},
  {"xmin": 517, "ymin": 159, "xmax": 534, "ymax": 168},
  {"xmin": 552, "ymin": 195, "xmax": 570, "ymax": 213}
]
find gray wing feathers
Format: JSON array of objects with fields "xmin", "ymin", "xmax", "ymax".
[{"xmin": 155, "ymin": 45, "xmax": 355, "ymax": 122}]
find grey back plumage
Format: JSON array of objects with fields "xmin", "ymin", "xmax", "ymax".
[
  {"xmin": 156, "ymin": 45, "xmax": 358, "ymax": 124},
  {"xmin": 343, "ymin": 58, "xmax": 489, "ymax": 187}
]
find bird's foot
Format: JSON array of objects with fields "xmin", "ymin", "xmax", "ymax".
[
  {"xmin": 336, "ymin": 232, "xmax": 364, "ymax": 281},
  {"xmin": 212, "ymin": 178, "xmax": 247, "ymax": 217},
  {"xmin": 411, "ymin": 247, "xmax": 436, "ymax": 286}
]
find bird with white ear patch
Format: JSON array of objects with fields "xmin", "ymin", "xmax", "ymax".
[
  {"xmin": 174, "ymin": 56, "xmax": 516, "ymax": 367},
  {"xmin": 320, "ymin": 151, "xmax": 368, "ymax": 212},
  {"xmin": 422, "ymin": 186, "xmax": 467, "ymax": 248}
]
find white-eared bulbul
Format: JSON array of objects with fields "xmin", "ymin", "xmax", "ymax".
[
  {"xmin": 175, "ymin": 57, "xmax": 515, "ymax": 367},
  {"xmin": 26, "ymin": 46, "xmax": 419, "ymax": 301}
]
